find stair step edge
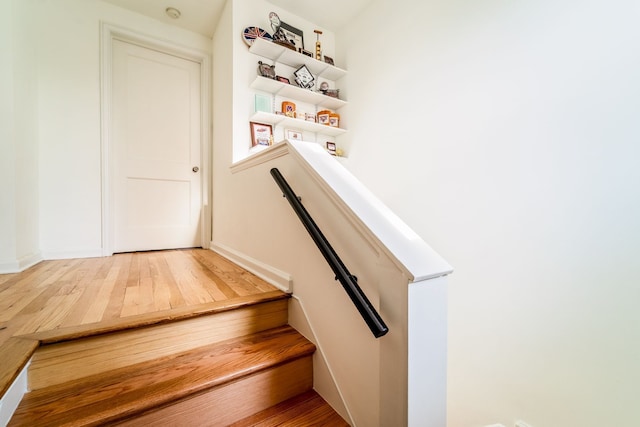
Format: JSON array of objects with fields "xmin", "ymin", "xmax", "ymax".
[
  {"xmin": 10, "ymin": 325, "xmax": 315, "ymax": 427},
  {"xmin": 229, "ymin": 390, "xmax": 350, "ymax": 427},
  {"xmin": 22, "ymin": 290, "xmax": 290, "ymax": 345},
  {"xmin": 28, "ymin": 296, "xmax": 291, "ymax": 390}
]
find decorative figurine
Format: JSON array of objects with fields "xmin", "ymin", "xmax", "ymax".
[{"xmin": 314, "ymin": 30, "xmax": 323, "ymax": 60}]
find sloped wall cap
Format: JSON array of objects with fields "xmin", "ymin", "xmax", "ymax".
[{"xmin": 231, "ymin": 140, "xmax": 453, "ymax": 282}]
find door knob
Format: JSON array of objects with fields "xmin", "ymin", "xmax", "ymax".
[{"xmin": 192, "ymin": 166, "xmax": 199, "ymax": 173}]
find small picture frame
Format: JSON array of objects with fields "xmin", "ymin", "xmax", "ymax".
[
  {"xmin": 323, "ymin": 55, "xmax": 334, "ymax": 66},
  {"xmin": 326, "ymin": 141, "xmax": 337, "ymax": 155},
  {"xmin": 301, "ymin": 49, "xmax": 314, "ymax": 58},
  {"xmin": 276, "ymin": 75, "xmax": 290, "ymax": 84},
  {"xmin": 286, "ymin": 129, "xmax": 303, "ymax": 141},
  {"xmin": 258, "ymin": 61, "xmax": 276, "ymax": 79},
  {"xmin": 280, "ymin": 22, "xmax": 304, "ymax": 52},
  {"xmin": 294, "ymin": 64, "xmax": 314, "ymax": 89},
  {"xmin": 317, "ymin": 111, "xmax": 330, "ymax": 125},
  {"xmin": 249, "ymin": 122, "xmax": 273, "ymax": 147}
]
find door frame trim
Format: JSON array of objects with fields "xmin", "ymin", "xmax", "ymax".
[{"xmin": 100, "ymin": 22, "xmax": 211, "ymax": 256}]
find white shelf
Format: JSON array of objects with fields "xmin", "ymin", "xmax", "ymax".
[
  {"xmin": 250, "ymin": 37, "xmax": 347, "ymax": 81},
  {"xmin": 250, "ymin": 112, "xmax": 347, "ymax": 137},
  {"xmin": 248, "ymin": 38, "xmax": 348, "ymax": 140},
  {"xmin": 250, "ymin": 76, "xmax": 346, "ymax": 110}
]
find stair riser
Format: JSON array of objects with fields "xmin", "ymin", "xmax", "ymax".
[
  {"xmin": 28, "ymin": 299, "xmax": 288, "ymax": 391},
  {"xmin": 114, "ymin": 356, "xmax": 313, "ymax": 427}
]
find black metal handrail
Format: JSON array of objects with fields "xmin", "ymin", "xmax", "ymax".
[{"xmin": 270, "ymin": 168, "xmax": 389, "ymax": 338}]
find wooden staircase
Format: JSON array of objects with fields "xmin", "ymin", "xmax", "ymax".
[{"xmin": 8, "ymin": 292, "xmax": 349, "ymax": 426}]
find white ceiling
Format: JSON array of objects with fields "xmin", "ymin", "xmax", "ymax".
[
  {"xmin": 100, "ymin": 0, "xmax": 373, "ymax": 38},
  {"xmin": 101, "ymin": 0, "xmax": 227, "ymax": 38},
  {"xmin": 266, "ymin": 0, "xmax": 373, "ymax": 32}
]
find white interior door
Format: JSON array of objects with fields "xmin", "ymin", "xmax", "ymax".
[{"xmin": 112, "ymin": 39, "xmax": 202, "ymax": 252}]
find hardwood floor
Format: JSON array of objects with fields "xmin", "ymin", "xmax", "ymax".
[{"xmin": 0, "ymin": 249, "xmax": 281, "ymax": 397}]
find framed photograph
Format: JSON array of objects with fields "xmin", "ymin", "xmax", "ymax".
[
  {"xmin": 279, "ymin": 22, "xmax": 304, "ymax": 52},
  {"xmin": 285, "ymin": 129, "xmax": 303, "ymax": 142},
  {"xmin": 301, "ymin": 49, "xmax": 313, "ymax": 58},
  {"xmin": 249, "ymin": 122, "xmax": 273, "ymax": 147},
  {"xmin": 317, "ymin": 111, "xmax": 330, "ymax": 125},
  {"xmin": 276, "ymin": 75, "xmax": 290, "ymax": 84},
  {"xmin": 323, "ymin": 55, "xmax": 334, "ymax": 66},
  {"xmin": 294, "ymin": 64, "xmax": 314, "ymax": 89}
]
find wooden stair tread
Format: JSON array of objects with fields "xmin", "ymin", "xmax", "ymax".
[
  {"xmin": 10, "ymin": 325, "xmax": 315, "ymax": 426},
  {"xmin": 22, "ymin": 290, "xmax": 289, "ymax": 345},
  {"xmin": 230, "ymin": 390, "xmax": 350, "ymax": 427},
  {"xmin": 27, "ymin": 297, "xmax": 290, "ymax": 390}
]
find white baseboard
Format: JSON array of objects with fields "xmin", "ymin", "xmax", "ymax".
[
  {"xmin": 0, "ymin": 360, "xmax": 30, "ymax": 426},
  {"xmin": 209, "ymin": 242, "xmax": 292, "ymax": 292},
  {"xmin": 0, "ymin": 248, "xmax": 105, "ymax": 273},
  {"xmin": 41, "ymin": 248, "xmax": 104, "ymax": 261},
  {"xmin": 0, "ymin": 252, "xmax": 43, "ymax": 274}
]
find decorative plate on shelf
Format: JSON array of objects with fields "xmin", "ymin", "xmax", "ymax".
[{"xmin": 243, "ymin": 27, "xmax": 273, "ymax": 47}]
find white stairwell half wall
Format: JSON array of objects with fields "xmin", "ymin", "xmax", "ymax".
[{"xmin": 214, "ymin": 140, "xmax": 452, "ymax": 426}]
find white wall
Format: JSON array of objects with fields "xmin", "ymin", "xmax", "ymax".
[
  {"xmin": 0, "ymin": 0, "xmax": 41, "ymax": 272},
  {"xmin": 13, "ymin": 1, "xmax": 40, "ymax": 266},
  {"xmin": 0, "ymin": 0, "xmax": 18, "ymax": 267},
  {"xmin": 339, "ymin": 0, "xmax": 640, "ymax": 426},
  {"xmin": 0, "ymin": 0, "xmax": 211, "ymax": 261}
]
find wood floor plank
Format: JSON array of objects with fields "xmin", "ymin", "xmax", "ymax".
[
  {"xmin": 164, "ymin": 251, "xmax": 215, "ymax": 306},
  {"xmin": 0, "ymin": 286, "xmax": 48, "ymax": 323},
  {"xmin": 0, "ymin": 259, "xmax": 78, "ymax": 323},
  {"xmin": 58, "ymin": 257, "xmax": 113, "ymax": 328},
  {"xmin": 30, "ymin": 285, "xmax": 85, "ymax": 333},
  {"xmin": 147, "ymin": 252, "xmax": 172, "ymax": 311},
  {"xmin": 7, "ymin": 280, "xmax": 77, "ymax": 336},
  {"xmin": 0, "ymin": 272, "xmax": 18, "ymax": 288},
  {"xmin": 151, "ymin": 252, "xmax": 186, "ymax": 309},
  {"xmin": 102, "ymin": 253, "xmax": 133, "ymax": 321},
  {"xmin": 0, "ymin": 259, "xmax": 50, "ymax": 293},
  {"xmin": 192, "ymin": 251, "xmax": 271, "ymax": 297},
  {"xmin": 80, "ymin": 256, "xmax": 123, "ymax": 325},
  {"xmin": 188, "ymin": 251, "xmax": 241, "ymax": 301}
]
